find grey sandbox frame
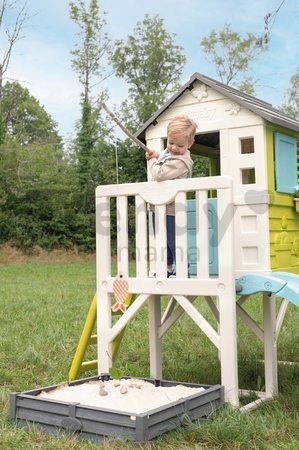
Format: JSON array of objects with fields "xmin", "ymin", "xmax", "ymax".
[{"xmin": 10, "ymin": 375, "xmax": 224, "ymax": 443}]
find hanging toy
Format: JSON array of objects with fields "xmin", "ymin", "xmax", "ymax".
[{"xmin": 112, "ymin": 274, "xmax": 129, "ymax": 313}]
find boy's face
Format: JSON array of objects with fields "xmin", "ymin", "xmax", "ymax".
[{"xmin": 167, "ymin": 132, "xmax": 192, "ymax": 156}]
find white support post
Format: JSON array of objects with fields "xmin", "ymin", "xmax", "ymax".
[
  {"xmin": 218, "ymin": 292, "xmax": 239, "ymax": 406},
  {"xmin": 149, "ymin": 295, "xmax": 162, "ymax": 379},
  {"xmin": 96, "ymin": 196, "xmax": 112, "ymax": 374},
  {"xmin": 217, "ymin": 184, "xmax": 239, "ymax": 406},
  {"xmin": 97, "ymin": 291, "xmax": 113, "ymax": 374},
  {"xmin": 263, "ymin": 293, "xmax": 278, "ymax": 397}
]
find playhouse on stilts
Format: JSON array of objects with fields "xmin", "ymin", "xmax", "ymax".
[
  {"xmin": 10, "ymin": 73, "xmax": 299, "ymax": 442},
  {"xmin": 96, "ymin": 72, "xmax": 299, "ymax": 404}
]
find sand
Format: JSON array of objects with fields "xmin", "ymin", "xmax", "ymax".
[{"xmin": 38, "ymin": 378, "xmax": 205, "ymax": 415}]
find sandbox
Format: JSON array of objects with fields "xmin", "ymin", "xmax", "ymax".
[{"xmin": 10, "ymin": 375, "xmax": 224, "ymax": 443}]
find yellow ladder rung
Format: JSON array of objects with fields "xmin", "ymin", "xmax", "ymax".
[{"xmin": 81, "ymin": 360, "xmax": 98, "ymax": 371}]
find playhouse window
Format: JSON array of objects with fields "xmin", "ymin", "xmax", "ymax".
[
  {"xmin": 274, "ymin": 132, "xmax": 297, "ymax": 194},
  {"xmin": 241, "ymin": 168, "xmax": 256, "ymax": 185},
  {"xmin": 240, "ymin": 137, "xmax": 254, "ymax": 154}
]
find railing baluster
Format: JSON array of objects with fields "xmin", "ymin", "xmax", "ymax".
[
  {"xmin": 196, "ymin": 190, "xmax": 209, "ymax": 278},
  {"xmin": 117, "ymin": 196, "xmax": 128, "ymax": 278},
  {"xmin": 135, "ymin": 195, "xmax": 148, "ymax": 277},
  {"xmin": 155, "ymin": 204, "xmax": 167, "ymax": 278},
  {"xmin": 175, "ymin": 192, "xmax": 188, "ymax": 277},
  {"xmin": 96, "ymin": 197, "xmax": 111, "ymax": 280}
]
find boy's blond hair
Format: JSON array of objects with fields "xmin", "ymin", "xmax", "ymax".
[{"xmin": 167, "ymin": 115, "xmax": 197, "ymax": 146}]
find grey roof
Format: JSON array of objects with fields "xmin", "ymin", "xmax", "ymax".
[{"xmin": 135, "ymin": 72, "xmax": 299, "ymax": 141}]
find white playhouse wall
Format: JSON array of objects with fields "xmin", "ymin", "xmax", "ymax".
[{"xmin": 145, "ymin": 80, "xmax": 271, "ymax": 277}]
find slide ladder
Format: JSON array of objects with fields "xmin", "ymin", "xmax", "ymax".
[
  {"xmin": 68, "ymin": 293, "xmax": 135, "ymax": 381},
  {"xmin": 237, "ymin": 271, "xmax": 299, "ymax": 307}
]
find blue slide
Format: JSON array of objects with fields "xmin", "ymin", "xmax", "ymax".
[{"xmin": 237, "ymin": 272, "xmax": 299, "ymax": 307}]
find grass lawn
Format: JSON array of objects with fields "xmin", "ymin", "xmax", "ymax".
[{"xmin": 0, "ymin": 261, "xmax": 298, "ymax": 449}]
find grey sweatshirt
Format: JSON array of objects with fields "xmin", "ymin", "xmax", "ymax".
[{"xmin": 147, "ymin": 150, "xmax": 193, "ymax": 215}]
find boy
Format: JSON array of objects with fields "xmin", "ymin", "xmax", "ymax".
[{"xmin": 146, "ymin": 114, "xmax": 197, "ymax": 277}]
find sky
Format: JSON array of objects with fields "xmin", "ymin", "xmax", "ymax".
[{"xmin": 2, "ymin": 0, "xmax": 299, "ymax": 144}]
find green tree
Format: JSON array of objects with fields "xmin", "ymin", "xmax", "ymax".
[
  {"xmin": 281, "ymin": 68, "xmax": 299, "ymax": 120},
  {"xmin": 74, "ymin": 98, "xmax": 97, "ymax": 209},
  {"xmin": 200, "ymin": 24, "xmax": 266, "ymax": 94},
  {"xmin": 113, "ymin": 139, "xmax": 147, "ymax": 184},
  {"xmin": 0, "ymin": 0, "xmax": 30, "ymax": 98},
  {"xmin": 1, "ymin": 81, "xmax": 62, "ymax": 148},
  {"xmin": 0, "ymin": 138, "xmax": 81, "ymax": 250},
  {"xmin": 0, "ymin": 82, "xmax": 63, "ymax": 204},
  {"xmin": 0, "ymin": 82, "xmax": 83, "ymax": 251},
  {"xmin": 110, "ymin": 14, "xmax": 186, "ymax": 188},
  {"xmin": 111, "ymin": 14, "xmax": 186, "ymax": 126},
  {"xmin": 70, "ymin": 0, "xmax": 112, "ymax": 212},
  {"xmin": 70, "ymin": 0, "xmax": 110, "ymax": 98},
  {"xmin": 0, "ymin": 0, "xmax": 30, "ymax": 144}
]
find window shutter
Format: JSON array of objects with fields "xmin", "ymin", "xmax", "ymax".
[{"xmin": 275, "ymin": 132, "xmax": 297, "ymax": 194}]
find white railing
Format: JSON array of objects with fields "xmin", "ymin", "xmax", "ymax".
[
  {"xmin": 96, "ymin": 176, "xmax": 235, "ymax": 297},
  {"xmin": 96, "ymin": 176, "xmax": 240, "ymax": 405}
]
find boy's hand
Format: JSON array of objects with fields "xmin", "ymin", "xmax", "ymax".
[{"xmin": 145, "ymin": 150, "xmax": 157, "ymax": 160}]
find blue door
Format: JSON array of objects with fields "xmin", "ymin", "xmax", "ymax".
[{"xmin": 187, "ymin": 198, "xmax": 218, "ymax": 276}]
